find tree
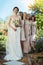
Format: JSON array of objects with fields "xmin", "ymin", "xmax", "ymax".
[
  {"xmin": 35, "ymin": 13, "xmax": 43, "ymax": 29},
  {"xmin": 28, "ymin": 0, "xmax": 43, "ymax": 13},
  {"xmin": 28, "ymin": 0, "xmax": 43, "ymax": 30}
]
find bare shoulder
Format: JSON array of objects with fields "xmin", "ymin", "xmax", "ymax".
[
  {"xmin": 7, "ymin": 15, "xmax": 13, "ymax": 23},
  {"xmin": 18, "ymin": 15, "xmax": 21, "ymax": 18},
  {"xmin": 18, "ymin": 15, "xmax": 21, "ymax": 20},
  {"xmin": 9, "ymin": 15, "xmax": 13, "ymax": 19}
]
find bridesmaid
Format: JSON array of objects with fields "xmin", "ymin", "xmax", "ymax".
[
  {"xmin": 19, "ymin": 12, "xmax": 26, "ymax": 53},
  {"xmin": 23, "ymin": 13, "xmax": 31, "ymax": 53},
  {"xmin": 30, "ymin": 15, "xmax": 37, "ymax": 50}
]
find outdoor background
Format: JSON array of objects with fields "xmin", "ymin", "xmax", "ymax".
[{"xmin": 0, "ymin": 0, "xmax": 43, "ymax": 55}]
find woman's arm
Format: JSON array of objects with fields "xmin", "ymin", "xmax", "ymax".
[
  {"xmin": 8, "ymin": 16, "xmax": 17, "ymax": 31},
  {"xmin": 19, "ymin": 16, "xmax": 22, "ymax": 27},
  {"xmin": 35, "ymin": 22, "xmax": 37, "ymax": 34},
  {"xmin": 24, "ymin": 20, "xmax": 26, "ymax": 38},
  {"xmin": 30, "ymin": 22, "xmax": 32, "ymax": 35}
]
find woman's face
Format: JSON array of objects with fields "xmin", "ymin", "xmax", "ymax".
[
  {"xmin": 27, "ymin": 14, "xmax": 30, "ymax": 20},
  {"xmin": 20, "ymin": 13, "xmax": 23, "ymax": 17},
  {"xmin": 32, "ymin": 17, "xmax": 34, "ymax": 21},
  {"xmin": 13, "ymin": 8, "xmax": 18, "ymax": 14}
]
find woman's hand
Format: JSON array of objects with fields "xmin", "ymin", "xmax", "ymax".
[
  {"xmin": 13, "ymin": 28, "xmax": 17, "ymax": 31},
  {"xmin": 15, "ymin": 24, "xmax": 22, "ymax": 27}
]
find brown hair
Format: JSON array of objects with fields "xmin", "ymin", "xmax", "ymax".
[
  {"xmin": 31, "ymin": 15, "xmax": 36, "ymax": 21},
  {"xmin": 19, "ymin": 12, "xmax": 23, "ymax": 20}
]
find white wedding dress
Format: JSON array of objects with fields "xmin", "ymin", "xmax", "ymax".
[{"xmin": 4, "ymin": 16, "xmax": 23, "ymax": 61}]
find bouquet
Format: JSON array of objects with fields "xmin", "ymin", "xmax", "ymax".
[{"xmin": 13, "ymin": 19, "xmax": 20, "ymax": 27}]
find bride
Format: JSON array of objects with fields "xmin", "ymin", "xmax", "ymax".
[{"xmin": 4, "ymin": 7, "xmax": 23, "ymax": 61}]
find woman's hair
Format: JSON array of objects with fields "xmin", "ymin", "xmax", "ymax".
[
  {"xmin": 23, "ymin": 12, "xmax": 27, "ymax": 16},
  {"xmin": 19, "ymin": 12, "xmax": 23, "ymax": 20},
  {"xmin": 27, "ymin": 14, "xmax": 30, "ymax": 20},
  {"xmin": 23, "ymin": 12, "xmax": 27, "ymax": 19},
  {"xmin": 31, "ymin": 15, "xmax": 36, "ymax": 21},
  {"xmin": 29, "ymin": 17, "xmax": 31, "ymax": 20},
  {"xmin": 13, "ymin": 7, "xmax": 19, "ymax": 11}
]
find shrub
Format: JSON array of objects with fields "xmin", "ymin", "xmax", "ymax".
[{"xmin": 35, "ymin": 37, "xmax": 43, "ymax": 52}]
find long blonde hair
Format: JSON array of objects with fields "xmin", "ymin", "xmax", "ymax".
[{"xmin": 23, "ymin": 12, "xmax": 27, "ymax": 20}]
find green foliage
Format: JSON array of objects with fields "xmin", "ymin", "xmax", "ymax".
[
  {"xmin": 0, "ymin": 35, "xmax": 7, "ymax": 42},
  {"xmin": 35, "ymin": 37, "xmax": 43, "ymax": 52},
  {"xmin": 36, "ymin": 29, "xmax": 43, "ymax": 38},
  {"xmin": 29, "ymin": 0, "xmax": 43, "ymax": 13},
  {"xmin": 0, "ymin": 31, "xmax": 7, "ymax": 52},
  {"xmin": 35, "ymin": 13, "xmax": 43, "ymax": 29},
  {"xmin": 32, "ymin": 29, "xmax": 43, "ymax": 53},
  {"xmin": 35, "ymin": 29, "xmax": 43, "ymax": 53}
]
